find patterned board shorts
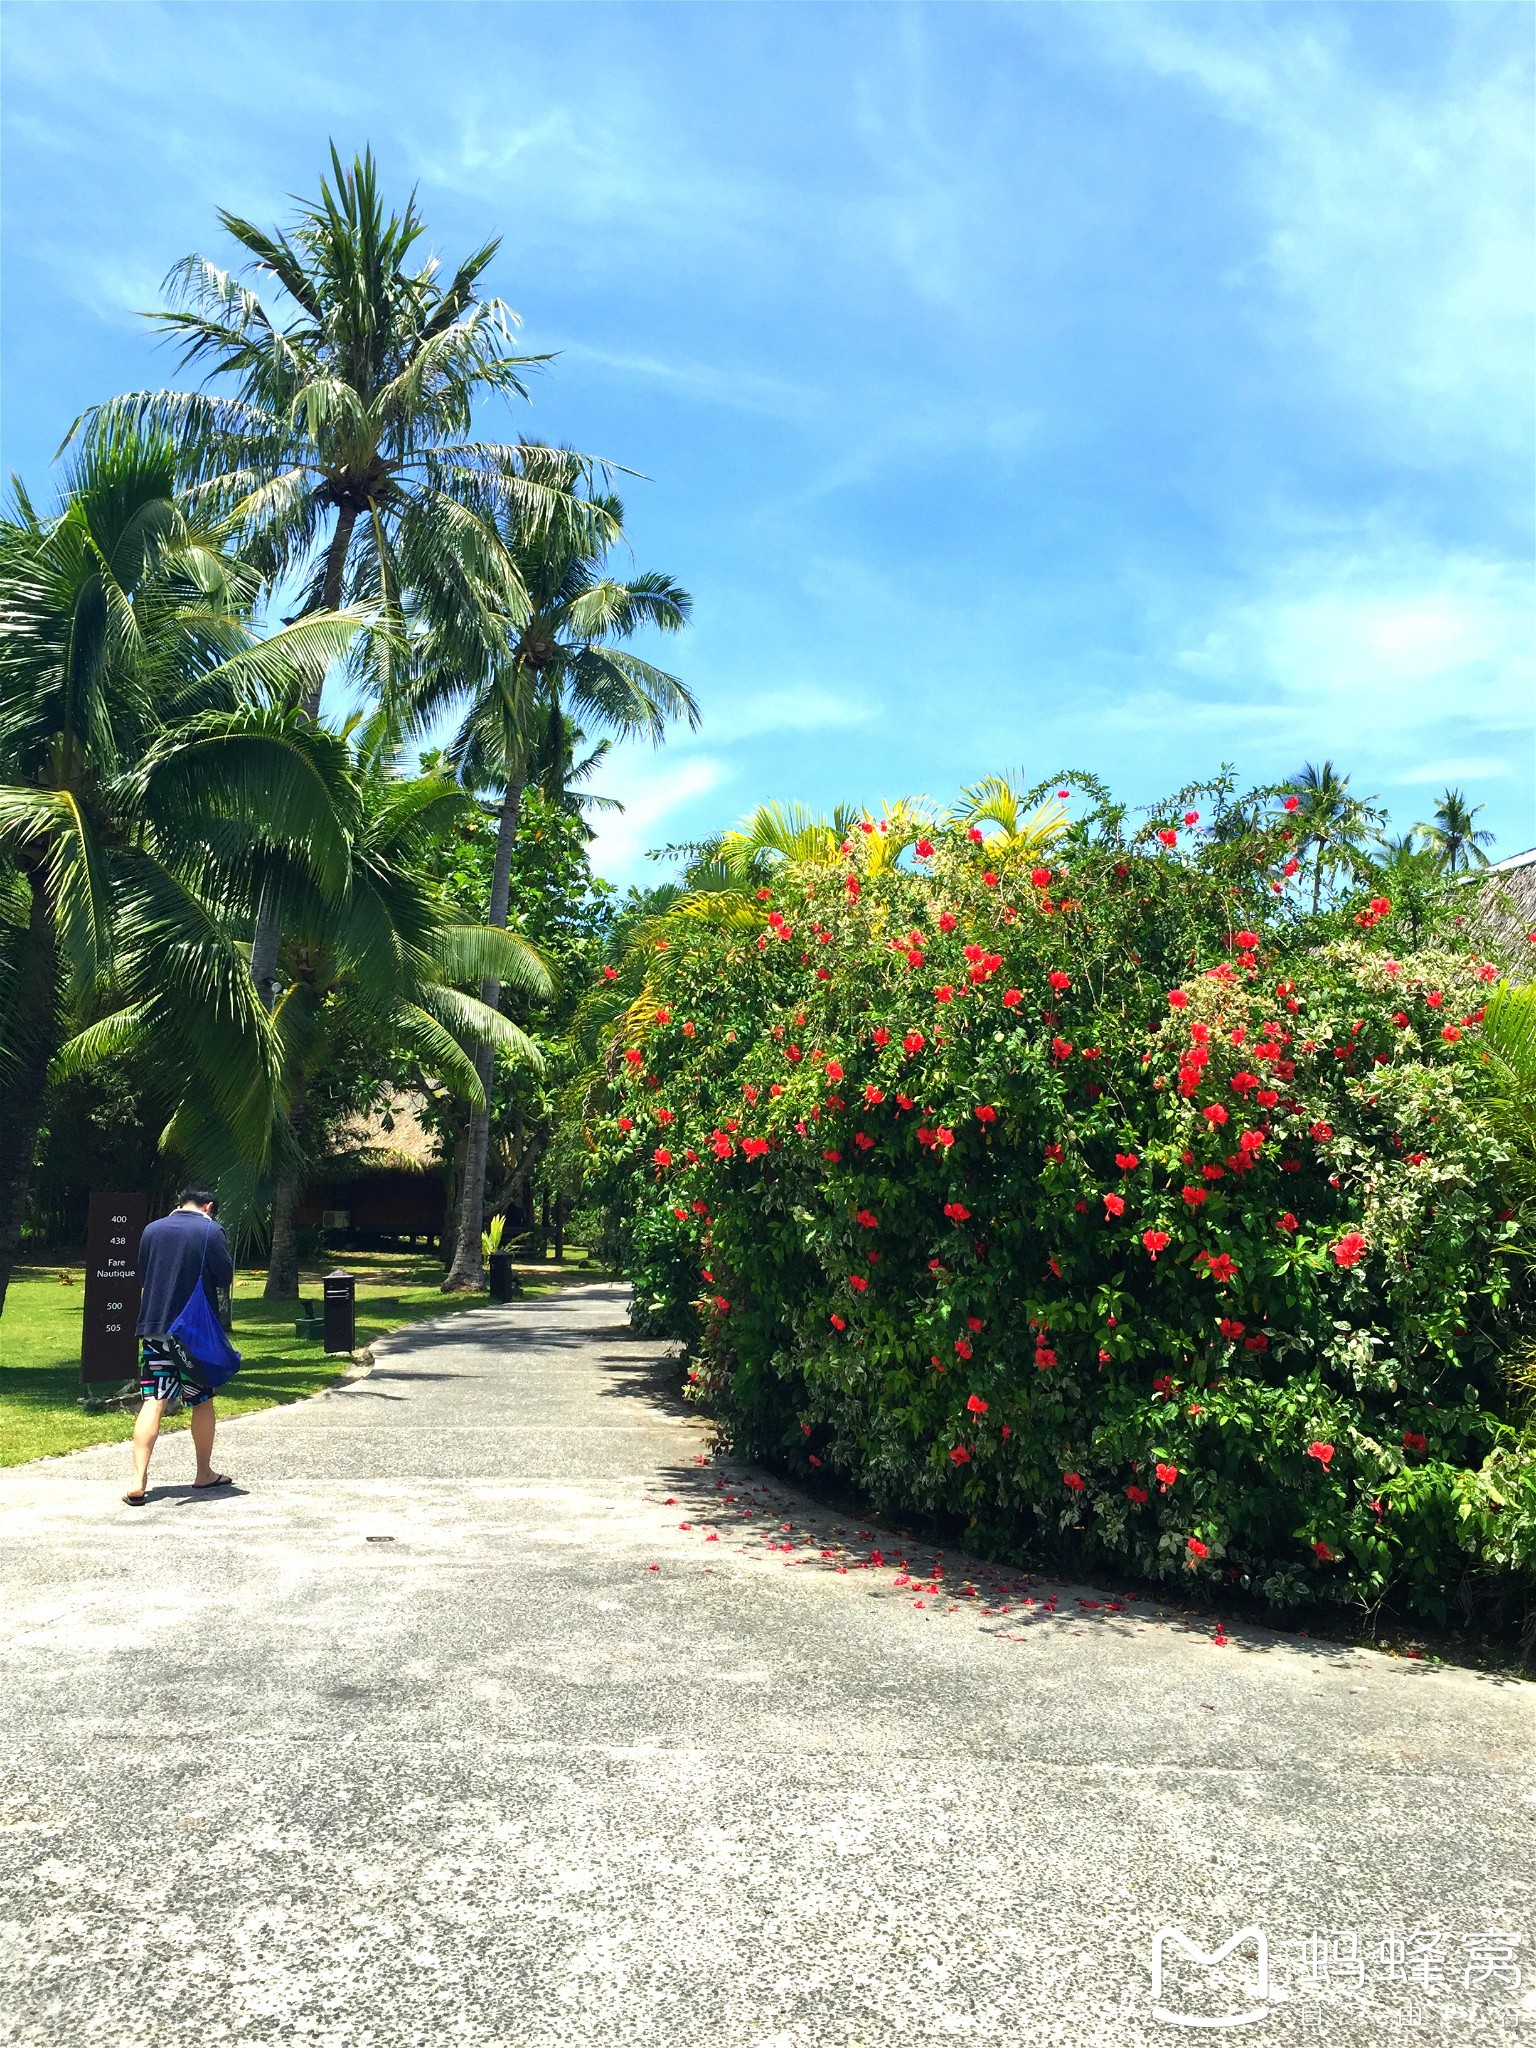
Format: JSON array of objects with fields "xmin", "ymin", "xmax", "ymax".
[{"xmin": 138, "ymin": 1338, "xmax": 214, "ymax": 1409}]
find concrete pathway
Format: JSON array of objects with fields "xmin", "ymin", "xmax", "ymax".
[{"xmin": 0, "ymin": 1283, "xmax": 1531, "ymax": 2047}]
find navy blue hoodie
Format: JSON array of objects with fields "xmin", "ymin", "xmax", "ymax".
[{"xmin": 134, "ymin": 1209, "xmax": 234, "ymax": 1337}]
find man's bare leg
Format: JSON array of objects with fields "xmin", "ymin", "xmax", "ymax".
[
  {"xmin": 188, "ymin": 1398, "xmax": 220, "ymax": 1485},
  {"xmin": 128, "ymin": 1397, "xmax": 167, "ymax": 1499}
]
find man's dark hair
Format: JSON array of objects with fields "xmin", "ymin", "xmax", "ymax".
[{"xmin": 177, "ymin": 1185, "xmax": 219, "ymax": 1213}]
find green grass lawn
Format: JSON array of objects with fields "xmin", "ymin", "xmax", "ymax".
[{"xmin": 0, "ymin": 1247, "xmax": 599, "ymax": 1467}]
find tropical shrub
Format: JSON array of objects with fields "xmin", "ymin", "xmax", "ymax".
[{"xmin": 588, "ymin": 785, "xmax": 1535, "ymax": 1638}]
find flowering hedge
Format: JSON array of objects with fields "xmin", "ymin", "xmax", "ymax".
[{"xmin": 590, "ymin": 797, "xmax": 1535, "ymax": 1633}]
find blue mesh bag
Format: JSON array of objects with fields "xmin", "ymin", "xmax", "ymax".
[{"xmin": 166, "ymin": 1223, "xmax": 242, "ymax": 1390}]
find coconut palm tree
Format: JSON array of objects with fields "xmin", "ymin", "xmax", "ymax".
[
  {"xmin": 413, "ymin": 460, "xmax": 695, "ymax": 1289},
  {"xmin": 1417, "ymin": 788, "xmax": 1496, "ymax": 875},
  {"xmin": 69, "ymin": 146, "xmax": 582, "ymax": 1007},
  {"xmin": 1286, "ymin": 762, "xmax": 1384, "ymax": 913},
  {"xmin": 0, "ymin": 428, "xmax": 358, "ymax": 1313},
  {"xmin": 254, "ymin": 752, "xmax": 555, "ymax": 1297}
]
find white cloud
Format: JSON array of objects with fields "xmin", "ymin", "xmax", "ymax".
[
  {"xmin": 1091, "ymin": 9, "xmax": 1535, "ymax": 468},
  {"xmin": 1108, "ymin": 539, "xmax": 1533, "ymax": 774},
  {"xmin": 706, "ymin": 686, "xmax": 872, "ymax": 742},
  {"xmin": 556, "ymin": 342, "xmax": 817, "ymax": 422},
  {"xmin": 1394, "ymin": 756, "xmax": 1524, "ymax": 787},
  {"xmin": 583, "ymin": 755, "xmax": 729, "ymax": 884}
]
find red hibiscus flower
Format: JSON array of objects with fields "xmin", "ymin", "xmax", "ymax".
[
  {"xmin": 1167, "ymin": 989, "xmax": 1188, "ymax": 1008},
  {"xmin": 966, "ymin": 1393, "xmax": 988, "ymax": 1414},
  {"xmin": 1217, "ymin": 1317, "xmax": 1245, "ymax": 1339},
  {"xmin": 902, "ymin": 1031, "xmax": 925, "ymax": 1055},
  {"xmin": 915, "ymin": 838, "xmax": 935, "ymax": 858},
  {"xmin": 974, "ymin": 1103, "xmax": 998, "ymax": 1123},
  {"xmin": 1103, "ymin": 1192, "xmax": 1126, "ymax": 1216},
  {"xmin": 1306, "ymin": 1441, "xmax": 1334, "ymax": 1466},
  {"xmin": 1203, "ymin": 1103, "xmax": 1229, "ymax": 1126},
  {"xmin": 1002, "ymin": 988, "xmax": 1023, "ymax": 1007},
  {"xmin": 1182, "ymin": 1186, "xmax": 1207, "ymax": 1207},
  {"xmin": 1047, "ymin": 970, "xmax": 1072, "ymax": 991},
  {"xmin": 1155, "ymin": 1462, "xmax": 1178, "ymax": 1489},
  {"xmin": 602, "ymin": 964, "xmax": 618, "ymax": 980},
  {"xmin": 938, "ymin": 911, "xmax": 958, "ymax": 932},
  {"xmin": 1157, "ymin": 828, "xmax": 1178, "ymax": 848},
  {"xmin": 1115, "ymin": 1152, "xmax": 1139, "ymax": 1170},
  {"xmin": 829, "ymin": 1313, "xmax": 846, "ymax": 1330},
  {"xmin": 942, "ymin": 1201, "xmax": 972, "ymax": 1222},
  {"xmin": 949, "ymin": 1444, "xmax": 972, "ymax": 1464},
  {"xmin": 934, "ymin": 985, "xmax": 955, "ymax": 1003},
  {"xmin": 1331, "ymin": 1232, "xmax": 1366, "ymax": 1268},
  {"xmin": 954, "ymin": 1338, "xmax": 973, "ymax": 1359},
  {"xmin": 1185, "ymin": 1537, "xmax": 1209, "ymax": 1560},
  {"xmin": 848, "ymin": 1274, "xmax": 869, "ymax": 1293},
  {"xmin": 1062, "ymin": 1471, "xmax": 1086, "ymax": 1492},
  {"xmin": 1142, "ymin": 1229, "xmax": 1170, "ymax": 1259},
  {"xmin": 1125, "ymin": 1484, "xmax": 1149, "ymax": 1504},
  {"xmin": 652, "ymin": 1148, "xmax": 672, "ymax": 1166},
  {"xmin": 825, "ymin": 1060, "xmax": 844, "ymax": 1083},
  {"xmin": 1283, "ymin": 794, "xmax": 1300, "ymax": 812},
  {"xmin": 1402, "ymin": 1430, "xmax": 1427, "ymax": 1453},
  {"xmin": 1276, "ymin": 1212, "xmax": 1298, "ymax": 1233}
]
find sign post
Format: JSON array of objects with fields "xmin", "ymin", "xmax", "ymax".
[{"xmin": 81, "ymin": 1192, "xmax": 149, "ymax": 1386}]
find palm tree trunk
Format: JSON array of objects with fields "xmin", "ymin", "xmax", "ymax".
[
  {"xmin": 265, "ymin": 1167, "xmax": 304, "ymax": 1300},
  {"xmin": 251, "ymin": 505, "xmax": 360, "ymax": 1012},
  {"xmin": 263, "ymin": 1069, "xmax": 312, "ymax": 1303},
  {"xmin": 0, "ymin": 857, "xmax": 59, "ymax": 1316},
  {"xmin": 442, "ymin": 773, "xmax": 525, "ymax": 1292}
]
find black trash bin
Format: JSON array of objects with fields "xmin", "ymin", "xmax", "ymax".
[
  {"xmin": 323, "ymin": 1269, "xmax": 356, "ymax": 1354},
  {"xmin": 488, "ymin": 1250, "xmax": 519, "ymax": 1303}
]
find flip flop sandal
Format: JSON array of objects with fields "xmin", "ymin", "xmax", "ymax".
[
  {"xmin": 122, "ymin": 1491, "xmax": 148, "ymax": 1506},
  {"xmin": 192, "ymin": 1473, "xmax": 233, "ymax": 1490}
]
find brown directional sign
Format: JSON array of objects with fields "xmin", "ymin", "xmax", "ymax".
[{"xmin": 81, "ymin": 1192, "xmax": 149, "ymax": 1385}]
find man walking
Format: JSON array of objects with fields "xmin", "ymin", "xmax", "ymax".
[{"xmin": 124, "ymin": 1186, "xmax": 235, "ymax": 1505}]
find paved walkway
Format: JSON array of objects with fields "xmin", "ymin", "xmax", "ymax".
[{"xmin": 1, "ymin": 1283, "xmax": 1531, "ymax": 2047}]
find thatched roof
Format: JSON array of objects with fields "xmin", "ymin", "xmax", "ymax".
[
  {"xmin": 1461, "ymin": 850, "xmax": 1536, "ymax": 978},
  {"xmin": 324, "ymin": 1093, "xmax": 444, "ymax": 1175}
]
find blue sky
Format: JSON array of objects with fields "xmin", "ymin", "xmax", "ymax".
[{"xmin": 3, "ymin": 2, "xmax": 1532, "ymax": 882}]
